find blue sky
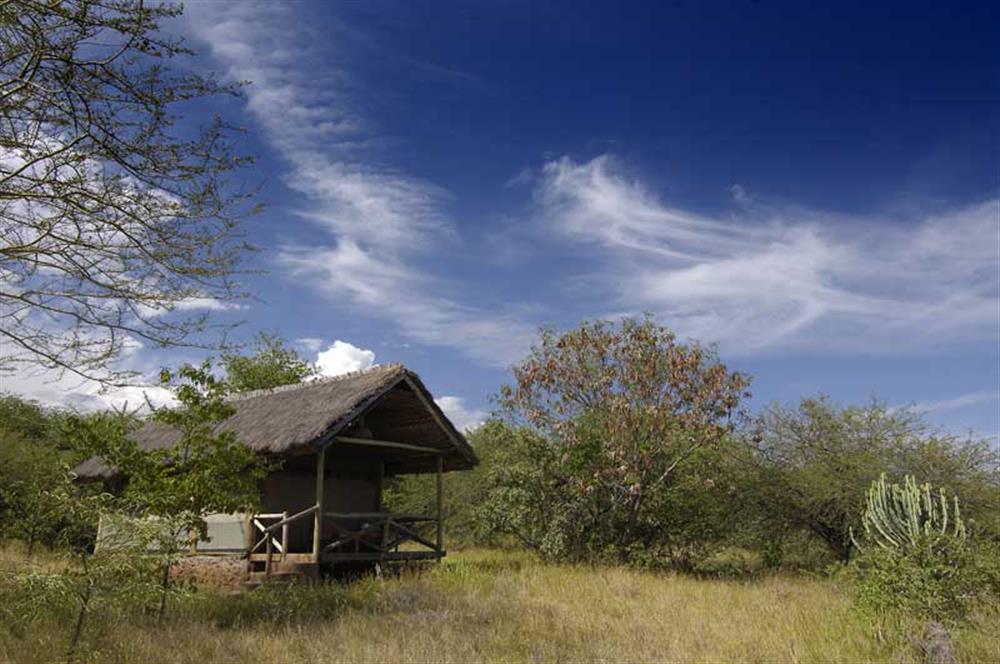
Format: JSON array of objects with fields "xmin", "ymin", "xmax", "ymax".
[{"xmin": 12, "ymin": 1, "xmax": 999, "ymax": 437}]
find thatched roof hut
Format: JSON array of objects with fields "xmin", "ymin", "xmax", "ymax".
[{"xmin": 75, "ymin": 364, "xmax": 480, "ymax": 577}]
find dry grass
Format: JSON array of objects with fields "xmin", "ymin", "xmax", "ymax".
[{"xmin": 2, "ymin": 548, "xmax": 998, "ymax": 663}]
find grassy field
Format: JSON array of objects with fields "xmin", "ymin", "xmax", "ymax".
[{"xmin": 2, "ymin": 547, "xmax": 998, "ymax": 663}]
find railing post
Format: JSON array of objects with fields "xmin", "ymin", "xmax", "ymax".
[
  {"xmin": 381, "ymin": 516, "xmax": 392, "ymax": 554},
  {"xmin": 281, "ymin": 510, "xmax": 289, "ymax": 562},
  {"xmin": 376, "ymin": 461, "xmax": 384, "ymax": 513},
  {"xmin": 265, "ymin": 534, "xmax": 273, "ymax": 577},
  {"xmin": 312, "ymin": 445, "xmax": 327, "ymax": 563},
  {"xmin": 244, "ymin": 513, "xmax": 253, "ymax": 555},
  {"xmin": 436, "ymin": 454, "xmax": 443, "ymax": 553}
]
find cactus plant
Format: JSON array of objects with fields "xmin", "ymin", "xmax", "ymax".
[{"xmin": 851, "ymin": 473, "xmax": 966, "ymax": 552}]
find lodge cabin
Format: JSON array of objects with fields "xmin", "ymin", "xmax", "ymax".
[{"xmin": 73, "ymin": 364, "xmax": 478, "ymax": 580}]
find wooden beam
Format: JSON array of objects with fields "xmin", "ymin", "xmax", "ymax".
[
  {"xmin": 312, "ymin": 445, "xmax": 326, "ymax": 562},
  {"xmin": 436, "ymin": 454, "xmax": 443, "ymax": 553},
  {"xmin": 403, "ymin": 376, "xmax": 466, "ymax": 452},
  {"xmin": 323, "ymin": 551, "xmax": 444, "ymax": 562},
  {"xmin": 335, "ymin": 435, "xmax": 442, "ymax": 455},
  {"xmin": 323, "ymin": 512, "xmax": 434, "ymax": 521}
]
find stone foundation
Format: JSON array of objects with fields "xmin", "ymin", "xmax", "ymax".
[{"xmin": 171, "ymin": 555, "xmax": 247, "ymax": 590}]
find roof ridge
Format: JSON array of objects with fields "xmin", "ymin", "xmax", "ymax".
[{"xmin": 225, "ymin": 363, "xmax": 405, "ymax": 402}]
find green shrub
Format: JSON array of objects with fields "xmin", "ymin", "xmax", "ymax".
[
  {"xmin": 852, "ymin": 535, "xmax": 990, "ymax": 623},
  {"xmin": 849, "ymin": 474, "xmax": 999, "ymax": 624}
]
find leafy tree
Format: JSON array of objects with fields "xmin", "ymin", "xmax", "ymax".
[
  {"xmin": 489, "ymin": 317, "xmax": 751, "ymax": 564},
  {"xmin": 0, "ymin": 440, "xmax": 159, "ymax": 662},
  {"xmin": 0, "ymin": 395, "xmax": 74, "ymax": 553},
  {"xmin": 69, "ymin": 362, "xmax": 267, "ymax": 621},
  {"xmin": 385, "ymin": 419, "xmax": 509, "ymax": 548},
  {"xmin": 750, "ymin": 397, "xmax": 999, "ymax": 562},
  {"xmin": 1, "ymin": 0, "xmax": 257, "ymax": 382},
  {"xmin": 220, "ymin": 333, "xmax": 317, "ymax": 393}
]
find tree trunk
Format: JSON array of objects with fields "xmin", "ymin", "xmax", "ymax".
[
  {"xmin": 66, "ymin": 555, "xmax": 91, "ymax": 663},
  {"xmin": 157, "ymin": 557, "xmax": 171, "ymax": 624}
]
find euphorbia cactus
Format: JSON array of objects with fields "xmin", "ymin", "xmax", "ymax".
[{"xmin": 851, "ymin": 473, "xmax": 966, "ymax": 552}]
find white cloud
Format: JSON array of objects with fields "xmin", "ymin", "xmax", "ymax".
[
  {"xmin": 908, "ymin": 390, "xmax": 1000, "ymax": 415},
  {"xmin": 435, "ymin": 395, "xmax": 487, "ymax": 433},
  {"xmin": 0, "ymin": 321, "xmax": 177, "ymax": 412},
  {"xmin": 315, "ymin": 340, "xmax": 376, "ymax": 377},
  {"xmin": 185, "ymin": 1, "xmax": 536, "ymax": 367},
  {"xmin": 1, "ymin": 354, "xmax": 176, "ymax": 413},
  {"xmin": 295, "ymin": 337, "xmax": 325, "ymax": 352},
  {"xmin": 279, "ymin": 241, "xmax": 536, "ymax": 366},
  {"xmin": 537, "ymin": 155, "xmax": 1000, "ymax": 353},
  {"xmin": 172, "ymin": 297, "xmax": 248, "ymax": 312}
]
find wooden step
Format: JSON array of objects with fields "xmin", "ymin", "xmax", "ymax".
[{"xmin": 245, "ymin": 560, "xmax": 319, "ymax": 587}]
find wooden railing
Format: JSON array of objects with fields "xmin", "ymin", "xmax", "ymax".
[
  {"xmin": 321, "ymin": 512, "xmax": 440, "ymax": 559},
  {"xmin": 249, "ymin": 507, "xmax": 441, "ymax": 572},
  {"xmin": 249, "ymin": 504, "xmax": 319, "ymax": 576},
  {"xmin": 249, "ymin": 513, "xmax": 285, "ymax": 556}
]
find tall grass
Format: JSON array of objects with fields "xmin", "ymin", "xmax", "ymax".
[{"xmin": 2, "ymin": 548, "xmax": 998, "ymax": 663}]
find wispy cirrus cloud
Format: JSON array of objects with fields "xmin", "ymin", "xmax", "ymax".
[
  {"xmin": 185, "ymin": 1, "xmax": 535, "ymax": 367},
  {"xmin": 907, "ymin": 390, "xmax": 1000, "ymax": 415},
  {"xmin": 536, "ymin": 155, "xmax": 1000, "ymax": 353},
  {"xmin": 2, "ymin": 336, "xmax": 176, "ymax": 412}
]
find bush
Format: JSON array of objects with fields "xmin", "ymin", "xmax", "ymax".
[
  {"xmin": 851, "ymin": 536, "xmax": 993, "ymax": 623},
  {"xmin": 848, "ymin": 474, "xmax": 1000, "ymax": 624}
]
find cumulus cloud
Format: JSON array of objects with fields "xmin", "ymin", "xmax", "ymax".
[
  {"xmin": 435, "ymin": 395, "xmax": 487, "ymax": 433},
  {"xmin": 537, "ymin": 155, "xmax": 1000, "ymax": 353},
  {"xmin": 185, "ymin": 2, "xmax": 535, "ymax": 367},
  {"xmin": 3, "ymin": 369, "xmax": 175, "ymax": 412},
  {"xmin": 315, "ymin": 340, "xmax": 376, "ymax": 377}
]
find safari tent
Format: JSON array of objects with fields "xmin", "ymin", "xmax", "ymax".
[{"xmin": 73, "ymin": 364, "xmax": 478, "ymax": 580}]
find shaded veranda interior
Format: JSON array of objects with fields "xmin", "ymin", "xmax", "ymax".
[{"xmin": 74, "ymin": 364, "xmax": 479, "ymax": 579}]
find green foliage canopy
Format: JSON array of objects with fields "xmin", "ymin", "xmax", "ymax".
[
  {"xmin": 749, "ymin": 397, "xmax": 999, "ymax": 561},
  {"xmin": 487, "ymin": 317, "xmax": 751, "ymax": 564},
  {"xmin": 220, "ymin": 333, "xmax": 317, "ymax": 393}
]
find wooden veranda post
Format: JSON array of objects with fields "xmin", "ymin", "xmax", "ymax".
[
  {"xmin": 313, "ymin": 445, "xmax": 327, "ymax": 561},
  {"xmin": 436, "ymin": 454, "xmax": 444, "ymax": 553}
]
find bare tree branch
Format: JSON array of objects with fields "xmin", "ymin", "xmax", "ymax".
[{"xmin": 1, "ymin": 0, "xmax": 259, "ymax": 383}]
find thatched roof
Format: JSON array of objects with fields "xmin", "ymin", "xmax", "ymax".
[{"xmin": 74, "ymin": 364, "xmax": 478, "ymax": 479}]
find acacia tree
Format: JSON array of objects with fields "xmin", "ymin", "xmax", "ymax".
[
  {"xmin": 490, "ymin": 317, "xmax": 751, "ymax": 564},
  {"xmin": 749, "ymin": 397, "xmax": 1000, "ymax": 562},
  {"xmin": 1, "ymin": 0, "xmax": 256, "ymax": 382},
  {"xmin": 0, "ymin": 395, "xmax": 67, "ymax": 553}
]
